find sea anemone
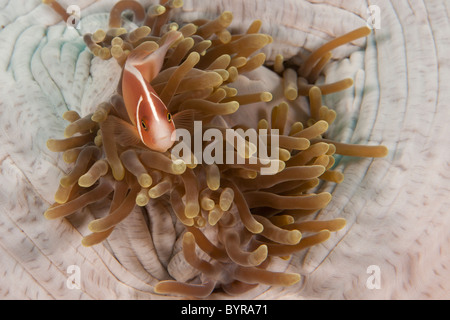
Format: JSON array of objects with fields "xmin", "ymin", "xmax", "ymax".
[
  {"xmin": 1, "ymin": 0, "xmax": 449, "ymax": 301},
  {"xmin": 41, "ymin": 0, "xmax": 390, "ymax": 298}
]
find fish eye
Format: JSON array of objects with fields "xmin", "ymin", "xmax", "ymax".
[
  {"xmin": 141, "ymin": 119, "xmax": 148, "ymax": 131},
  {"xmin": 167, "ymin": 112, "xmax": 172, "ymax": 122}
]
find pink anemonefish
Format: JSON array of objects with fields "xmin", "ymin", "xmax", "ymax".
[{"xmin": 121, "ymin": 31, "xmax": 182, "ymax": 152}]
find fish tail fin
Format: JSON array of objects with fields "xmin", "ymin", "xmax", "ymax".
[{"xmin": 127, "ymin": 30, "xmax": 182, "ymax": 83}]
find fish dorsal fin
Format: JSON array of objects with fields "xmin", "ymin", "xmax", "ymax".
[
  {"xmin": 172, "ymin": 110, "xmax": 214, "ymax": 133},
  {"xmin": 127, "ymin": 31, "xmax": 182, "ymax": 83},
  {"xmin": 102, "ymin": 115, "xmax": 142, "ymax": 147}
]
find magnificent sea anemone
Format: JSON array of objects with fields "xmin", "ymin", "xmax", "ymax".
[
  {"xmin": 43, "ymin": 0, "xmax": 389, "ymax": 298},
  {"xmin": 1, "ymin": 0, "xmax": 448, "ymax": 300}
]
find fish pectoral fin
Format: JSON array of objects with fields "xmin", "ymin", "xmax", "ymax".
[
  {"xmin": 103, "ymin": 115, "xmax": 142, "ymax": 147},
  {"xmin": 127, "ymin": 42, "xmax": 159, "ymax": 73},
  {"xmin": 172, "ymin": 110, "xmax": 214, "ymax": 133},
  {"xmin": 116, "ymin": 124, "xmax": 142, "ymax": 147}
]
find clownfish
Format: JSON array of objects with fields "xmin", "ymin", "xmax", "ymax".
[{"xmin": 121, "ymin": 31, "xmax": 182, "ymax": 152}]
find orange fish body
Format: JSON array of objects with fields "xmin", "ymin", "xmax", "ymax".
[{"xmin": 122, "ymin": 31, "xmax": 182, "ymax": 152}]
